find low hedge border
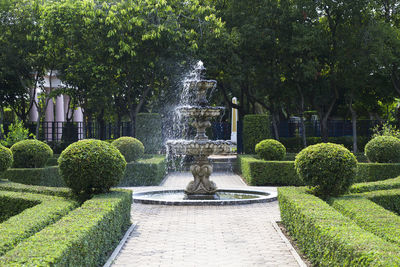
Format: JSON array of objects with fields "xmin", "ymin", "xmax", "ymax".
[
  {"xmin": 0, "ymin": 190, "xmax": 77, "ymax": 257},
  {"xmin": 0, "ymin": 180, "xmax": 72, "ymax": 198},
  {"xmin": 350, "ymin": 176, "xmax": 400, "ymax": 193},
  {"xmin": 119, "ymin": 155, "xmax": 166, "ymax": 186},
  {"xmin": 1, "ymin": 154, "xmax": 165, "ymax": 188},
  {"xmin": 2, "ymin": 166, "xmax": 65, "ymax": 187},
  {"xmin": 237, "ymin": 155, "xmax": 400, "ymax": 186},
  {"xmin": 278, "ymin": 187, "xmax": 400, "ymax": 266},
  {"xmin": 331, "ymin": 191, "xmax": 400, "ymax": 248},
  {"xmin": 364, "ymin": 188, "xmax": 400, "ymax": 215},
  {"xmin": 0, "ymin": 189, "xmax": 132, "ymax": 266}
]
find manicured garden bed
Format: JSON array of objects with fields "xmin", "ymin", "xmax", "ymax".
[
  {"xmin": 1, "ymin": 154, "xmax": 166, "ymax": 187},
  {"xmin": 237, "ymin": 155, "xmax": 400, "ymax": 186},
  {"xmin": 0, "ymin": 182, "xmax": 132, "ymax": 266}
]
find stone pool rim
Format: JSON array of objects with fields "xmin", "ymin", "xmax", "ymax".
[{"xmin": 132, "ymin": 188, "xmax": 277, "ymax": 206}]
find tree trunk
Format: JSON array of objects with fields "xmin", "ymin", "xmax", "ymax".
[
  {"xmin": 351, "ymin": 108, "xmax": 358, "ymax": 153},
  {"xmin": 271, "ymin": 112, "xmax": 280, "ymax": 140},
  {"xmin": 297, "ymin": 86, "xmax": 307, "ymax": 147},
  {"xmin": 0, "ymin": 106, "xmax": 4, "ymax": 140}
]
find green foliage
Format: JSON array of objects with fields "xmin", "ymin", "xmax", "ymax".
[
  {"xmin": 369, "ymin": 189, "xmax": 400, "ymax": 215},
  {"xmin": 237, "ymin": 155, "xmax": 302, "ymax": 186},
  {"xmin": 119, "ymin": 155, "xmax": 166, "ymax": 186},
  {"xmin": 0, "ymin": 190, "xmax": 131, "ymax": 267},
  {"xmin": 0, "ymin": 145, "xmax": 12, "ymax": 172},
  {"xmin": 3, "ymin": 166, "xmax": 64, "ymax": 187},
  {"xmin": 243, "ymin": 115, "xmax": 271, "ymax": 154},
  {"xmin": 0, "ymin": 180, "xmax": 72, "ymax": 198},
  {"xmin": 295, "ymin": 143, "xmax": 357, "ymax": 197},
  {"xmin": 136, "ymin": 113, "xmax": 162, "ymax": 154},
  {"xmin": 58, "ymin": 139, "xmax": 126, "ymax": 195},
  {"xmin": 11, "ymin": 139, "xmax": 53, "ymax": 168},
  {"xmin": 350, "ymin": 176, "xmax": 400, "ymax": 193},
  {"xmin": 255, "ymin": 139, "xmax": 285, "ymax": 161},
  {"xmin": 0, "ymin": 190, "xmax": 77, "ymax": 257},
  {"xmin": 0, "ymin": 195, "xmax": 37, "ymax": 224},
  {"xmin": 1, "ymin": 120, "xmax": 34, "ymax": 147},
  {"xmin": 45, "ymin": 154, "xmax": 59, "ymax": 166},
  {"xmin": 112, "ymin": 136, "xmax": 144, "ymax": 162},
  {"xmin": 365, "ymin": 136, "xmax": 400, "ymax": 163},
  {"xmin": 278, "ymin": 187, "xmax": 400, "ymax": 266},
  {"xmin": 372, "ymin": 122, "xmax": 400, "ymax": 139}
]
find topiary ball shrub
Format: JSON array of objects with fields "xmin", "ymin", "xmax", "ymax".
[
  {"xmin": 111, "ymin": 137, "xmax": 144, "ymax": 162},
  {"xmin": 11, "ymin": 139, "xmax": 53, "ymax": 168},
  {"xmin": 295, "ymin": 143, "xmax": 357, "ymax": 198},
  {"xmin": 255, "ymin": 139, "xmax": 286, "ymax": 161},
  {"xmin": 0, "ymin": 145, "xmax": 13, "ymax": 172},
  {"xmin": 365, "ymin": 136, "xmax": 400, "ymax": 163},
  {"xmin": 58, "ymin": 139, "xmax": 126, "ymax": 195}
]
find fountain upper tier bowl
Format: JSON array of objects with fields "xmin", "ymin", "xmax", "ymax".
[
  {"xmin": 166, "ymin": 139, "xmax": 232, "ymax": 156},
  {"xmin": 176, "ymin": 105, "xmax": 224, "ymax": 118}
]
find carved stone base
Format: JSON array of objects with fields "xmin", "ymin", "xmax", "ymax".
[{"xmin": 185, "ymin": 157, "xmax": 217, "ymax": 195}]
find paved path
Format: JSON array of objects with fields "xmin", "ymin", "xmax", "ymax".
[{"xmin": 111, "ymin": 172, "xmax": 303, "ymax": 267}]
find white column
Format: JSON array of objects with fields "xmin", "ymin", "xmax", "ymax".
[
  {"xmin": 55, "ymin": 95, "xmax": 64, "ymax": 141},
  {"xmin": 45, "ymin": 98, "xmax": 54, "ymax": 141},
  {"xmin": 231, "ymin": 97, "xmax": 238, "ymax": 143},
  {"xmin": 29, "ymin": 89, "xmax": 38, "ymax": 122},
  {"xmin": 73, "ymin": 107, "xmax": 84, "ymax": 140}
]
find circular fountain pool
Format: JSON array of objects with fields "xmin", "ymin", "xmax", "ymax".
[{"xmin": 132, "ymin": 189, "xmax": 277, "ymax": 205}]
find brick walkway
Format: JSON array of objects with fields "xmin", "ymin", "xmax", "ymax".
[{"xmin": 111, "ymin": 172, "xmax": 304, "ymax": 267}]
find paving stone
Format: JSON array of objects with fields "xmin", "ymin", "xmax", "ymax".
[{"xmin": 112, "ymin": 172, "xmax": 303, "ymax": 266}]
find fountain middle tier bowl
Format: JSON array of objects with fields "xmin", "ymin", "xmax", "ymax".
[
  {"xmin": 185, "ymin": 79, "xmax": 217, "ymax": 91},
  {"xmin": 166, "ymin": 139, "xmax": 232, "ymax": 156},
  {"xmin": 176, "ymin": 105, "xmax": 224, "ymax": 118}
]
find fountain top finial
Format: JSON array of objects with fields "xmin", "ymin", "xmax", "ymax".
[{"xmin": 194, "ymin": 60, "xmax": 206, "ymax": 79}]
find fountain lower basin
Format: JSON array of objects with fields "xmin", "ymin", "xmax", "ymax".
[{"xmin": 132, "ymin": 189, "xmax": 277, "ymax": 205}]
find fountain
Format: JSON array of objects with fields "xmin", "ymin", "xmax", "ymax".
[{"xmin": 131, "ymin": 61, "xmax": 277, "ymax": 205}]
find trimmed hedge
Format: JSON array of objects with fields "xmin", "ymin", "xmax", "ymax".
[
  {"xmin": 0, "ymin": 180, "xmax": 72, "ymax": 198},
  {"xmin": 119, "ymin": 155, "xmax": 166, "ymax": 186},
  {"xmin": 279, "ymin": 136, "xmax": 370, "ymax": 153},
  {"xmin": 365, "ymin": 136, "xmax": 400, "ymax": 163},
  {"xmin": 136, "ymin": 113, "xmax": 162, "ymax": 154},
  {"xmin": 278, "ymin": 187, "xmax": 400, "ymax": 266},
  {"xmin": 0, "ymin": 189, "xmax": 131, "ymax": 266},
  {"xmin": 237, "ymin": 155, "xmax": 400, "ymax": 186},
  {"xmin": 331, "ymin": 191, "xmax": 400, "ymax": 247},
  {"xmin": 255, "ymin": 139, "xmax": 286, "ymax": 161},
  {"xmin": 0, "ymin": 190, "xmax": 77, "ymax": 257},
  {"xmin": 45, "ymin": 154, "xmax": 59, "ymax": 166},
  {"xmin": 0, "ymin": 145, "xmax": 12, "ymax": 173},
  {"xmin": 0, "ymin": 195, "xmax": 37, "ymax": 224},
  {"xmin": 366, "ymin": 188, "xmax": 400, "ymax": 215},
  {"xmin": 2, "ymin": 166, "xmax": 65, "ymax": 187},
  {"xmin": 112, "ymin": 136, "xmax": 144, "ymax": 162},
  {"xmin": 350, "ymin": 176, "xmax": 400, "ymax": 193},
  {"xmin": 243, "ymin": 114, "xmax": 271, "ymax": 154},
  {"xmin": 236, "ymin": 155, "xmax": 302, "ymax": 186}
]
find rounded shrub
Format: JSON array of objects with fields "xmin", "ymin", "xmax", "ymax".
[
  {"xmin": 0, "ymin": 145, "xmax": 13, "ymax": 172},
  {"xmin": 11, "ymin": 139, "xmax": 53, "ymax": 168},
  {"xmin": 295, "ymin": 143, "xmax": 357, "ymax": 198},
  {"xmin": 255, "ymin": 139, "xmax": 286, "ymax": 161},
  {"xmin": 58, "ymin": 139, "xmax": 126, "ymax": 194},
  {"xmin": 111, "ymin": 137, "xmax": 144, "ymax": 162},
  {"xmin": 365, "ymin": 136, "xmax": 400, "ymax": 163}
]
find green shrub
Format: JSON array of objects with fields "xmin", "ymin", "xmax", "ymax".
[
  {"xmin": 11, "ymin": 139, "xmax": 53, "ymax": 168},
  {"xmin": 3, "ymin": 166, "xmax": 65, "ymax": 187},
  {"xmin": 255, "ymin": 139, "xmax": 285, "ymax": 161},
  {"xmin": 0, "ymin": 190, "xmax": 131, "ymax": 266},
  {"xmin": 119, "ymin": 155, "xmax": 166, "ymax": 186},
  {"xmin": 365, "ymin": 136, "xmax": 400, "ymax": 163},
  {"xmin": 243, "ymin": 114, "xmax": 271, "ymax": 154},
  {"xmin": 295, "ymin": 143, "xmax": 357, "ymax": 197},
  {"xmin": 0, "ymin": 145, "xmax": 12, "ymax": 172},
  {"xmin": 0, "ymin": 120, "xmax": 33, "ymax": 147},
  {"xmin": 0, "ymin": 195, "xmax": 37, "ymax": 224},
  {"xmin": 45, "ymin": 154, "xmax": 59, "ymax": 166},
  {"xmin": 236, "ymin": 155, "xmax": 302, "ymax": 186},
  {"xmin": 364, "ymin": 188, "xmax": 400, "ymax": 216},
  {"xmin": 136, "ymin": 113, "xmax": 162, "ymax": 153},
  {"xmin": 58, "ymin": 139, "xmax": 126, "ymax": 195},
  {"xmin": 112, "ymin": 136, "xmax": 144, "ymax": 162},
  {"xmin": 278, "ymin": 187, "xmax": 400, "ymax": 266},
  {"xmin": 0, "ymin": 180, "xmax": 71, "ymax": 198},
  {"xmin": 351, "ymin": 176, "xmax": 400, "ymax": 193},
  {"xmin": 0, "ymin": 190, "xmax": 77, "ymax": 257},
  {"xmin": 355, "ymin": 163, "xmax": 400, "ymax": 183}
]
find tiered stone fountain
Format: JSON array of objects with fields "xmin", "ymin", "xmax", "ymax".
[
  {"xmin": 132, "ymin": 62, "xmax": 276, "ymax": 205},
  {"xmin": 166, "ymin": 63, "xmax": 231, "ymax": 199}
]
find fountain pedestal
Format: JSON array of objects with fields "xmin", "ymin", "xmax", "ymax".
[{"xmin": 185, "ymin": 156, "xmax": 218, "ymax": 199}]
